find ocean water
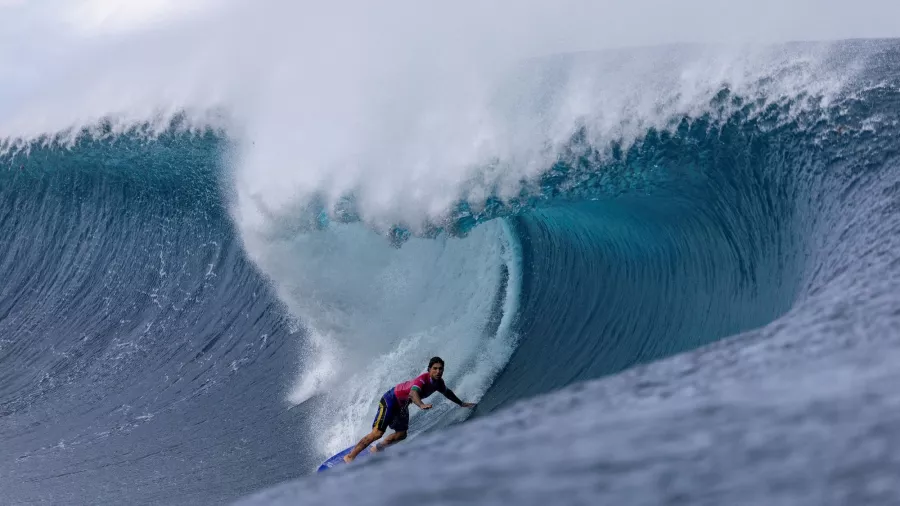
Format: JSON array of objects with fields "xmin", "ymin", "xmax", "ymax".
[{"xmin": 2, "ymin": 3, "xmax": 900, "ymax": 504}]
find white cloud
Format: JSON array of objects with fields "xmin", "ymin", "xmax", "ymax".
[{"xmin": 63, "ymin": 0, "xmax": 213, "ymax": 35}]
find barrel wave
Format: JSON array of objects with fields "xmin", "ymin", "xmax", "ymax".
[{"xmin": 3, "ymin": 38, "xmax": 900, "ymax": 505}]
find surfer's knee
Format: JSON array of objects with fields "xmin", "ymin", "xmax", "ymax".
[
  {"xmin": 371, "ymin": 428, "xmax": 386, "ymax": 439},
  {"xmin": 394, "ymin": 431, "xmax": 407, "ymax": 441}
]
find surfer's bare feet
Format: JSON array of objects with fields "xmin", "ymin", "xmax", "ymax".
[
  {"xmin": 370, "ymin": 444, "xmax": 380, "ymax": 453},
  {"xmin": 343, "ymin": 455, "xmax": 354, "ymax": 464}
]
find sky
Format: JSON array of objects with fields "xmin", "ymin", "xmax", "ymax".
[{"xmin": 2, "ymin": 0, "xmax": 899, "ymax": 46}]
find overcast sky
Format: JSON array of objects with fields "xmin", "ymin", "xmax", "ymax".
[{"xmin": 2, "ymin": 0, "xmax": 900, "ymax": 47}]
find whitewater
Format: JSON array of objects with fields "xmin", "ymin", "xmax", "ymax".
[{"xmin": 2, "ymin": 1, "xmax": 900, "ymax": 505}]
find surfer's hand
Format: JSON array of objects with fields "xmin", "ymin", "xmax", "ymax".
[
  {"xmin": 461, "ymin": 402, "xmax": 476, "ymax": 408},
  {"xmin": 420, "ymin": 403, "xmax": 433, "ymax": 410}
]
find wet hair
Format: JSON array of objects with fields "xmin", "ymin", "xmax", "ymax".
[{"xmin": 428, "ymin": 356, "xmax": 444, "ymax": 369}]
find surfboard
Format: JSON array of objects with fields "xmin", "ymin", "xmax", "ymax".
[{"xmin": 316, "ymin": 444, "xmax": 378, "ymax": 472}]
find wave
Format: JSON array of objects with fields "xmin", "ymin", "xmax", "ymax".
[
  {"xmin": 236, "ymin": 40, "xmax": 900, "ymax": 506},
  {"xmin": 2, "ymin": 36, "xmax": 900, "ymax": 505}
]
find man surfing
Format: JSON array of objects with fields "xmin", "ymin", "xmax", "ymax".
[{"xmin": 343, "ymin": 356, "xmax": 476, "ymax": 463}]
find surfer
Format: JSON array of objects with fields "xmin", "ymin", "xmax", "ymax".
[{"xmin": 343, "ymin": 356, "xmax": 476, "ymax": 463}]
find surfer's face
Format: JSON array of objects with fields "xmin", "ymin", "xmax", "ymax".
[{"xmin": 429, "ymin": 362, "xmax": 443, "ymax": 380}]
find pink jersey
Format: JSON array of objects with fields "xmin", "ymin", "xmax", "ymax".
[{"xmin": 393, "ymin": 372, "xmax": 446, "ymax": 404}]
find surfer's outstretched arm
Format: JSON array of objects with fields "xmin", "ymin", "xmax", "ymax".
[
  {"xmin": 410, "ymin": 389, "xmax": 432, "ymax": 410},
  {"xmin": 442, "ymin": 389, "xmax": 476, "ymax": 408}
]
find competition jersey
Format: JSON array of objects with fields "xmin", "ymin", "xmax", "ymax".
[{"xmin": 393, "ymin": 372, "xmax": 446, "ymax": 404}]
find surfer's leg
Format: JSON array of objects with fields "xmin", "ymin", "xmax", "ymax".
[
  {"xmin": 374, "ymin": 401, "xmax": 409, "ymax": 451},
  {"xmin": 346, "ymin": 394, "xmax": 393, "ymax": 462},
  {"xmin": 374, "ymin": 430, "xmax": 406, "ymax": 451},
  {"xmin": 344, "ymin": 428, "xmax": 385, "ymax": 462}
]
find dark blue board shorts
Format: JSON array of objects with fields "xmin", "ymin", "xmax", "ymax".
[{"xmin": 372, "ymin": 388, "xmax": 409, "ymax": 432}]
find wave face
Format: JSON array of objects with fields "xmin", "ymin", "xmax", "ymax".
[
  {"xmin": 475, "ymin": 86, "xmax": 824, "ymax": 409},
  {"xmin": 2, "ymin": 36, "xmax": 900, "ymax": 505},
  {"xmin": 0, "ymin": 132, "xmax": 324, "ymax": 504}
]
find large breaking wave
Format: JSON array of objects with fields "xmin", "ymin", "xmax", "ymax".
[{"xmin": 2, "ymin": 3, "xmax": 900, "ymax": 502}]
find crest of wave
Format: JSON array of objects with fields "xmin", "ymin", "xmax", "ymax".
[{"xmin": 0, "ymin": 1, "xmax": 854, "ymax": 228}]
